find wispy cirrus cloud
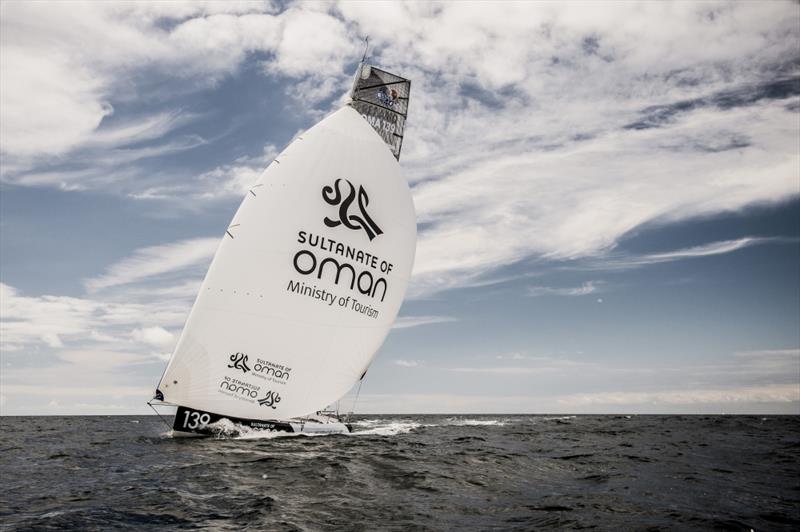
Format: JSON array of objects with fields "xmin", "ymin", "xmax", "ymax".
[
  {"xmin": 393, "ymin": 359, "xmax": 420, "ymax": 368},
  {"xmin": 83, "ymin": 237, "xmax": 218, "ymax": 293},
  {"xmin": 736, "ymin": 348, "xmax": 800, "ymax": 358},
  {"xmin": 392, "ymin": 315, "xmax": 458, "ymax": 330},
  {"xmin": 527, "ymin": 281, "xmax": 603, "ymax": 297},
  {"xmin": 582, "ymin": 237, "xmax": 797, "ymax": 271},
  {"xmin": 448, "ymin": 367, "xmax": 553, "ymax": 375},
  {"xmin": 448, "ymin": 354, "xmax": 595, "ymax": 375},
  {"xmin": 84, "ymin": 110, "xmax": 198, "ymax": 149}
]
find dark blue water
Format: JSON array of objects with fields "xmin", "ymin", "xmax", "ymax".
[{"xmin": 1, "ymin": 415, "xmax": 798, "ymax": 530}]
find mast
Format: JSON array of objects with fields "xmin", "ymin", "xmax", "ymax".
[{"xmin": 349, "ymin": 36, "xmax": 370, "ymax": 101}]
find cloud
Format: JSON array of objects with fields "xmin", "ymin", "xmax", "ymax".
[
  {"xmin": 131, "ymin": 326, "xmax": 175, "ymax": 350},
  {"xmin": 0, "ymin": 280, "xmax": 193, "ymax": 414},
  {"xmin": 440, "ymin": 347, "xmax": 799, "ymax": 392},
  {"xmin": 736, "ymin": 348, "xmax": 800, "ymax": 359},
  {"xmin": 528, "ymin": 281, "xmax": 602, "ymax": 297},
  {"xmin": 41, "ymin": 332, "xmax": 64, "ymax": 349},
  {"xmin": 448, "ymin": 367, "xmax": 552, "ymax": 375},
  {"xmin": 392, "ymin": 315, "xmax": 457, "ymax": 329},
  {"xmin": 2, "ymin": 2, "xmax": 799, "ymax": 416},
  {"xmin": 268, "ymin": 7, "xmax": 353, "ymax": 78},
  {"xmin": 0, "ymin": 282, "xmax": 191, "ymax": 353},
  {"xmin": 584, "ymin": 237, "xmax": 796, "ymax": 270},
  {"xmin": 636, "ymin": 237, "xmax": 768, "ymax": 262},
  {"xmin": 556, "ymin": 384, "xmax": 800, "ymax": 407},
  {"xmin": 407, "ymin": 99, "xmax": 799, "ymax": 296},
  {"xmin": 0, "ymin": 238, "xmax": 215, "ymax": 356},
  {"xmin": 3, "ymin": 2, "xmax": 799, "ymax": 299},
  {"xmin": 85, "ymin": 111, "xmax": 197, "ymax": 148},
  {"xmin": 84, "ymin": 237, "xmax": 218, "ymax": 292},
  {"xmin": 0, "ymin": 2, "xmax": 352, "ymax": 162},
  {"xmin": 393, "ymin": 359, "xmax": 420, "ymax": 368},
  {"xmin": 195, "ymin": 144, "xmax": 280, "ymax": 199},
  {"xmin": 354, "ymin": 385, "xmax": 800, "ymax": 414},
  {"xmin": 448, "ymin": 354, "xmax": 595, "ymax": 375}
]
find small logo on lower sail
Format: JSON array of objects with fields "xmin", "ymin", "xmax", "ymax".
[
  {"xmin": 227, "ymin": 352, "xmax": 251, "ymax": 373},
  {"xmin": 322, "ymin": 179, "xmax": 383, "ymax": 241},
  {"xmin": 258, "ymin": 391, "xmax": 281, "ymax": 409}
]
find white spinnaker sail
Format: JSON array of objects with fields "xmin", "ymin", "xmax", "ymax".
[{"xmin": 157, "ymin": 105, "xmax": 416, "ymax": 420}]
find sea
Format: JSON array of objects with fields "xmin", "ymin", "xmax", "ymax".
[{"xmin": 0, "ymin": 415, "xmax": 798, "ymax": 531}]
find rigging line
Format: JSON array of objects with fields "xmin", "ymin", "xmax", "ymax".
[
  {"xmin": 352, "ymin": 99, "xmax": 407, "ymax": 117},
  {"xmin": 148, "ymin": 402, "xmax": 173, "ymax": 431},
  {"xmin": 347, "ymin": 379, "xmax": 364, "ymax": 423},
  {"xmin": 361, "ymin": 35, "xmax": 370, "ymax": 63},
  {"xmin": 355, "ymin": 80, "xmax": 409, "ymax": 91}
]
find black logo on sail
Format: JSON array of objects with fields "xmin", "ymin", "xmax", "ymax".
[
  {"xmin": 227, "ymin": 352, "xmax": 251, "ymax": 373},
  {"xmin": 322, "ymin": 179, "xmax": 383, "ymax": 241},
  {"xmin": 258, "ymin": 390, "xmax": 281, "ymax": 409}
]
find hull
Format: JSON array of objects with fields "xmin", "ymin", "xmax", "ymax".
[{"xmin": 172, "ymin": 405, "xmax": 352, "ymax": 436}]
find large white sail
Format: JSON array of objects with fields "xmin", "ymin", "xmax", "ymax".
[{"xmin": 156, "ymin": 91, "xmax": 416, "ymax": 421}]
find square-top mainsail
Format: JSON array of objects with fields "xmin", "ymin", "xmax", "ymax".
[{"xmin": 349, "ymin": 64, "xmax": 410, "ymax": 160}]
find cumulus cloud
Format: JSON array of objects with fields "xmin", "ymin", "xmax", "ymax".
[
  {"xmin": 131, "ymin": 326, "xmax": 175, "ymax": 350},
  {"xmin": 195, "ymin": 144, "xmax": 280, "ymax": 199}
]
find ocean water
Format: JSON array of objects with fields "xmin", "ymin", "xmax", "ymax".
[{"xmin": 0, "ymin": 415, "xmax": 798, "ymax": 531}]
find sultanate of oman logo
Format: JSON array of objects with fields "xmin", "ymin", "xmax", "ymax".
[
  {"xmin": 227, "ymin": 352, "xmax": 250, "ymax": 373},
  {"xmin": 322, "ymin": 179, "xmax": 383, "ymax": 241}
]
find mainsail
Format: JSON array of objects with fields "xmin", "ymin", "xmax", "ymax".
[{"xmin": 155, "ymin": 65, "xmax": 415, "ymax": 424}]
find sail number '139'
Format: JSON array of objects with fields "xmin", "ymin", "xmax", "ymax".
[{"xmin": 182, "ymin": 410, "xmax": 211, "ymax": 429}]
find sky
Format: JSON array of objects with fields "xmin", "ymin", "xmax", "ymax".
[{"xmin": 1, "ymin": 0, "xmax": 798, "ymax": 415}]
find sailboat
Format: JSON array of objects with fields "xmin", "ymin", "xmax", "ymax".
[{"xmin": 150, "ymin": 59, "xmax": 415, "ymax": 436}]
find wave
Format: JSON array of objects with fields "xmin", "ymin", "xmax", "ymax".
[
  {"xmin": 445, "ymin": 417, "xmax": 508, "ymax": 426},
  {"xmin": 351, "ymin": 421, "xmax": 421, "ymax": 436}
]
